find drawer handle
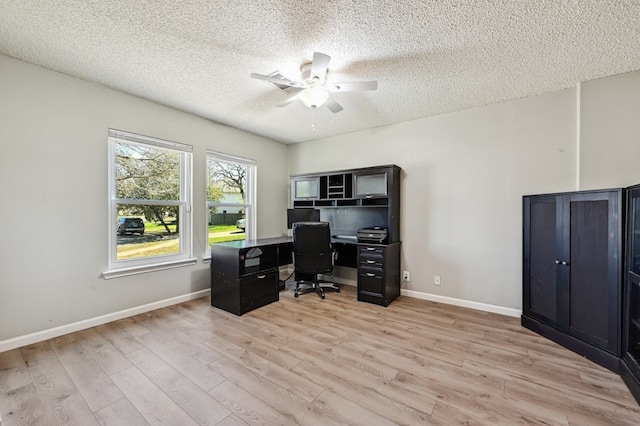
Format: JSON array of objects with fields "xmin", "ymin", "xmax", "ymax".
[
  {"xmin": 366, "ymin": 247, "xmax": 376, "ymax": 251},
  {"xmin": 366, "ymin": 260, "xmax": 376, "ymax": 264},
  {"xmin": 366, "ymin": 273, "xmax": 376, "ymax": 277},
  {"xmin": 257, "ymin": 275, "xmax": 266, "ymax": 279}
]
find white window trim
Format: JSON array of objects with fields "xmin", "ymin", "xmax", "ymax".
[
  {"xmin": 205, "ymin": 151, "xmax": 257, "ymax": 258},
  {"xmin": 104, "ymin": 129, "xmax": 195, "ymax": 278}
]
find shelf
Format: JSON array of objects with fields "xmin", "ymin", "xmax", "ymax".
[
  {"xmin": 295, "ymin": 199, "xmax": 390, "ymax": 208},
  {"xmin": 362, "ymin": 197, "xmax": 389, "ymax": 206},
  {"xmin": 337, "ymin": 199, "xmax": 359, "ymax": 206}
]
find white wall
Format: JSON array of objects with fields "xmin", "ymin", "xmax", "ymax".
[
  {"xmin": 0, "ymin": 54, "xmax": 288, "ymax": 343},
  {"xmin": 289, "ymin": 70, "xmax": 640, "ymax": 311}
]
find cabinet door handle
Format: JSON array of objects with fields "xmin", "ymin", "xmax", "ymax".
[
  {"xmin": 555, "ymin": 260, "xmax": 560, "ymax": 264},
  {"xmin": 561, "ymin": 261, "xmax": 569, "ymax": 266},
  {"xmin": 555, "ymin": 260, "xmax": 569, "ymax": 266},
  {"xmin": 257, "ymin": 275, "xmax": 266, "ymax": 279}
]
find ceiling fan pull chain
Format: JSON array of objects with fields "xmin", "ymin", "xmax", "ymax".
[{"xmin": 311, "ymin": 109, "xmax": 316, "ymax": 132}]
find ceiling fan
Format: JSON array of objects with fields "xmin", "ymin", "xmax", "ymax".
[{"xmin": 250, "ymin": 52, "xmax": 377, "ymax": 113}]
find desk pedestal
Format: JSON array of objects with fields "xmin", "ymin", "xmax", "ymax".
[
  {"xmin": 210, "ymin": 238, "xmax": 289, "ymax": 315},
  {"xmin": 357, "ymin": 241, "xmax": 401, "ymax": 307}
]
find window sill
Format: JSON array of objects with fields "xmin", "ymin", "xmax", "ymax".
[{"xmin": 103, "ymin": 258, "xmax": 198, "ymax": 280}]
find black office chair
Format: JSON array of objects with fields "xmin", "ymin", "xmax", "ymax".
[{"xmin": 292, "ymin": 221, "xmax": 340, "ymax": 299}]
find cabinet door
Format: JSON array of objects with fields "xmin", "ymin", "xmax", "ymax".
[
  {"xmin": 291, "ymin": 177, "xmax": 320, "ymax": 200},
  {"xmin": 624, "ymin": 187, "xmax": 640, "ymax": 377},
  {"xmin": 353, "ymin": 171, "xmax": 387, "ymax": 197},
  {"xmin": 565, "ymin": 191, "xmax": 621, "ymax": 354},
  {"xmin": 523, "ymin": 195, "xmax": 563, "ymax": 326}
]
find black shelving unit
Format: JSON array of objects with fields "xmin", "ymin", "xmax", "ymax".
[
  {"xmin": 522, "ymin": 188, "xmax": 624, "ymax": 372},
  {"xmin": 621, "ymin": 184, "xmax": 640, "ymax": 403}
]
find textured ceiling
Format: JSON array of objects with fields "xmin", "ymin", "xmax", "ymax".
[{"xmin": 1, "ymin": 1, "xmax": 639, "ymax": 144}]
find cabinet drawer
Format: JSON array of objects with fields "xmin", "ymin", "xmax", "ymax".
[
  {"xmin": 359, "ymin": 271, "xmax": 383, "ymax": 294},
  {"xmin": 359, "ymin": 258, "xmax": 384, "ymax": 269},
  {"xmin": 241, "ymin": 269, "xmax": 279, "ymax": 301},
  {"xmin": 359, "ymin": 245, "xmax": 385, "ymax": 257}
]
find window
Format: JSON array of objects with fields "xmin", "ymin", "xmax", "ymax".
[
  {"xmin": 206, "ymin": 151, "xmax": 256, "ymax": 251},
  {"xmin": 105, "ymin": 129, "xmax": 194, "ymax": 278}
]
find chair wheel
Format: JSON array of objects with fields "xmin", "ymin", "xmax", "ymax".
[
  {"xmin": 336, "ymin": 288, "xmax": 340, "ymax": 293},
  {"xmin": 321, "ymin": 294, "xmax": 325, "ymax": 299},
  {"xmin": 294, "ymin": 293, "xmax": 299, "ymax": 298}
]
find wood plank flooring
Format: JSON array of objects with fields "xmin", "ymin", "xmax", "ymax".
[{"xmin": 2, "ymin": 283, "xmax": 640, "ymax": 425}]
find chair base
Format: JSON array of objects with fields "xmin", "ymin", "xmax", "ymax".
[{"xmin": 293, "ymin": 279, "xmax": 340, "ymax": 299}]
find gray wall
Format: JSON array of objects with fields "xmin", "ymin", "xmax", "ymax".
[
  {"xmin": 580, "ymin": 72, "xmax": 640, "ymax": 189},
  {"xmin": 1, "ymin": 50, "xmax": 638, "ymax": 345},
  {"xmin": 0, "ymin": 54, "xmax": 288, "ymax": 342},
  {"xmin": 288, "ymin": 70, "xmax": 640, "ymax": 311}
]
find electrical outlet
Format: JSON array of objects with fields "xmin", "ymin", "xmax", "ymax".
[
  {"xmin": 402, "ymin": 270, "xmax": 410, "ymax": 282},
  {"xmin": 434, "ymin": 275, "xmax": 441, "ymax": 286}
]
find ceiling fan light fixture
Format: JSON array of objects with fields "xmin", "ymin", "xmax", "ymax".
[
  {"xmin": 251, "ymin": 52, "xmax": 377, "ymax": 114},
  {"xmin": 299, "ymin": 87, "xmax": 329, "ymax": 109}
]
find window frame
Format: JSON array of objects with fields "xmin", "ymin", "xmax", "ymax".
[
  {"xmin": 104, "ymin": 129, "xmax": 195, "ymax": 279},
  {"xmin": 205, "ymin": 150, "xmax": 257, "ymax": 256}
]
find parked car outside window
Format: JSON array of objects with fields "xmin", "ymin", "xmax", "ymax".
[
  {"xmin": 117, "ymin": 217, "xmax": 145, "ymax": 235},
  {"xmin": 236, "ymin": 218, "xmax": 245, "ymax": 231}
]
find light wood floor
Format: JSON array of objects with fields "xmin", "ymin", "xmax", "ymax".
[{"xmin": 1, "ymin": 283, "xmax": 640, "ymax": 425}]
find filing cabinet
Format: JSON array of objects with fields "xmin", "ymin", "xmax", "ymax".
[
  {"xmin": 357, "ymin": 241, "xmax": 401, "ymax": 306},
  {"xmin": 210, "ymin": 241, "xmax": 281, "ymax": 315}
]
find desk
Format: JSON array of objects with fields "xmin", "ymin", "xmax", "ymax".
[
  {"xmin": 210, "ymin": 237, "xmax": 292, "ymax": 315},
  {"xmin": 210, "ymin": 235, "xmax": 399, "ymax": 314}
]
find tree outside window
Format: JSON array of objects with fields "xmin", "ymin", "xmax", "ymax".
[
  {"xmin": 206, "ymin": 151, "xmax": 256, "ymax": 249},
  {"xmin": 107, "ymin": 130, "xmax": 193, "ymax": 271}
]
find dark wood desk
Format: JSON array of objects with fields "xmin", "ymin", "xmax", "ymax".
[
  {"xmin": 210, "ymin": 235, "xmax": 399, "ymax": 315},
  {"xmin": 210, "ymin": 236, "xmax": 359, "ymax": 314},
  {"xmin": 210, "ymin": 237, "xmax": 292, "ymax": 315}
]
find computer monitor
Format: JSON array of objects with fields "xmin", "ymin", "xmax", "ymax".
[{"xmin": 287, "ymin": 208, "xmax": 320, "ymax": 229}]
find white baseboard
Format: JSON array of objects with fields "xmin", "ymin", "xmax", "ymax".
[
  {"xmin": 0, "ymin": 289, "xmax": 211, "ymax": 354},
  {"xmin": 401, "ymin": 288, "xmax": 521, "ymax": 318},
  {"xmin": 311, "ymin": 274, "xmax": 520, "ymax": 317},
  {"xmin": 0, "ymin": 285, "xmax": 521, "ymax": 354}
]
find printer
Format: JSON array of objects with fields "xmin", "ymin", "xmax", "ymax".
[{"xmin": 357, "ymin": 226, "xmax": 389, "ymax": 244}]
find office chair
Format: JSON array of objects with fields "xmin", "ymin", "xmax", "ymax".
[{"xmin": 292, "ymin": 221, "xmax": 340, "ymax": 299}]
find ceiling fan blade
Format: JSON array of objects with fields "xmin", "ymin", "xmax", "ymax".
[
  {"xmin": 324, "ymin": 96, "xmax": 344, "ymax": 113},
  {"xmin": 326, "ymin": 81, "xmax": 378, "ymax": 92},
  {"xmin": 275, "ymin": 92, "xmax": 301, "ymax": 107},
  {"xmin": 311, "ymin": 52, "xmax": 331, "ymax": 79},
  {"xmin": 250, "ymin": 73, "xmax": 303, "ymax": 89}
]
